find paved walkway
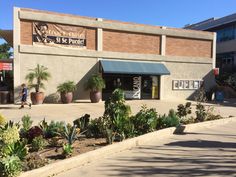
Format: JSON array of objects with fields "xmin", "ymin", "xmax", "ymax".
[
  {"xmin": 0, "ymin": 99, "xmax": 235, "ymax": 123},
  {"xmin": 56, "ymin": 118, "xmax": 236, "ymax": 177}
]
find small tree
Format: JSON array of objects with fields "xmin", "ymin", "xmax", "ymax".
[
  {"xmin": 0, "ymin": 43, "xmax": 12, "ymax": 59},
  {"xmin": 25, "ymin": 64, "xmax": 51, "ymax": 92}
]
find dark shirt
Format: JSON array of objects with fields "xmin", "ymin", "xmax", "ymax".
[{"xmin": 22, "ymin": 87, "xmax": 28, "ymax": 96}]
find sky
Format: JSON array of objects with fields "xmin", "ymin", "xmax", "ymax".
[{"xmin": 0, "ymin": 0, "xmax": 236, "ymax": 43}]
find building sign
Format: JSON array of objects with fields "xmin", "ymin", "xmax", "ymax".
[
  {"xmin": 0, "ymin": 63, "xmax": 12, "ymax": 71},
  {"xmin": 33, "ymin": 22, "xmax": 86, "ymax": 48},
  {"xmin": 133, "ymin": 76, "xmax": 141, "ymax": 99},
  {"xmin": 173, "ymin": 80, "xmax": 203, "ymax": 90}
]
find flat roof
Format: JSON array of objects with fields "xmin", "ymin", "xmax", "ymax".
[{"xmin": 185, "ymin": 13, "xmax": 236, "ymax": 30}]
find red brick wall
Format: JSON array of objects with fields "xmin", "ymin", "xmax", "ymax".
[
  {"xmin": 166, "ymin": 37, "xmax": 212, "ymax": 58},
  {"xmin": 20, "ymin": 20, "xmax": 33, "ymax": 45},
  {"xmin": 103, "ymin": 30, "xmax": 161, "ymax": 54}
]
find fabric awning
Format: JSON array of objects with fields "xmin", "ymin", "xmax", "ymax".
[
  {"xmin": 0, "ymin": 30, "xmax": 13, "ymax": 47},
  {"xmin": 100, "ymin": 60, "xmax": 170, "ymax": 75}
]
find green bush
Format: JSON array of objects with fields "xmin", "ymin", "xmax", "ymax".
[
  {"xmin": 31, "ymin": 136, "xmax": 47, "ymax": 152},
  {"xmin": 0, "ymin": 155, "xmax": 22, "ymax": 177},
  {"xmin": 176, "ymin": 102, "xmax": 192, "ymax": 118},
  {"xmin": 130, "ymin": 105, "xmax": 158, "ymax": 135},
  {"xmin": 62, "ymin": 144, "xmax": 73, "ymax": 158},
  {"xmin": 195, "ymin": 103, "xmax": 207, "ymax": 122},
  {"xmin": 39, "ymin": 119, "xmax": 65, "ymax": 138},
  {"xmin": 103, "ymin": 89, "xmax": 132, "ymax": 142},
  {"xmin": 20, "ymin": 115, "xmax": 33, "ymax": 138},
  {"xmin": 157, "ymin": 109, "xmax": 180, "ymax": 129},
  {"xmin": 1, "ymin": 141, "xmax": 28, "ymax": 161},
  {"xmin": 87, "ymin": 117, "xmax": 106, "ymax": 138}
]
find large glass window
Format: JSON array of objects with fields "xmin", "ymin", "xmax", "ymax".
[
  {"xmin": 216, "ymin": 25, "xmax": 235, "ymax": 42},
  {"xmin": 216, "ymin": 52, "xmax": 235, "ymax": 74}
]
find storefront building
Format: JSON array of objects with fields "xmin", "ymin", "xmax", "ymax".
[{"xmin": 2, "ymin": 7, "xmax": 217, "ymax": 102}]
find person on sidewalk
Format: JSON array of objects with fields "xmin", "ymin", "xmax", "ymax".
[{"xmin": 19, "ymin": 83, "xmax": 31, "ymax": 109}]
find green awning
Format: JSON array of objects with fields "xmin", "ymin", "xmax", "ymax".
[{"xmin": 100, "ymin": 60, "xmax": 170, "ymax": 75}]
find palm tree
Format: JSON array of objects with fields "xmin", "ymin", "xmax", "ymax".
[{"xmin": 25, "ymin": 64, "xmax": 51, "ymax": 92}]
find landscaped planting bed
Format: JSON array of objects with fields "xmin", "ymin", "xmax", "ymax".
[{"xmin": 0, "ymin": 88, "xmax": 226, "ymax": 177}]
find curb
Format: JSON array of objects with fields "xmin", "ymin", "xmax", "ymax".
[{"xmin": 20, "ymin": 117, "xmax": 236, "ymax": 177}]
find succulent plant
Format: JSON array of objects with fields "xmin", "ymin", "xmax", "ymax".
[
  {"xmin": 0, "ymin": 125, "xmax": 20, "ymax": 145},
  {"xmin": 27, "ymin": 126, "xmax": 43, "ymax": 142}
]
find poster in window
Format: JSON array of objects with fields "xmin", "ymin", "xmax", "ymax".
[
  {"xmin": 189, "ymin": 80, "xmax": 194, "ymax": 89},
  {"xmin": 173, "ymin": 80, "xmax": 179, "ymax": 90},
  {"xmin": 184, "ymin": 80, "xmax": 189, "ymax": 89},
  {"xmin": 179, "ymin": 80, "xmax": 184, "ymax": 89},
  {"xmin": 194, "ymin": 81, "xmax": 199, "ymax": 89}
]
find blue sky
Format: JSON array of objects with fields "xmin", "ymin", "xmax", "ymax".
[{"xmin": 1, "ymin": 0, "xmax": 236, "ymax": 43}]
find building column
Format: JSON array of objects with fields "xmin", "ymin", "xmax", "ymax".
[
  {"xmin": 161, "ymin": 26, "xmax": 166, "ymax": 56},
  {"xmin": 212, "ymin": 32, "xmax": 217, "ymax": 69},
  {"xmin": 160, "ymin": 26, "xmax": 166, "ymax": 100},
  {"xmin": 13, "ymin": 7, "xmax": 21, "ymax": 103},
  {"xmin": 96, "ymin": 18, "xmax": 103, "ymax": 52}
]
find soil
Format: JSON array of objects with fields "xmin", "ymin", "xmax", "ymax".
[{"xmin": 29, "ymin": 137, "xmax": 107, "ymax": 165}]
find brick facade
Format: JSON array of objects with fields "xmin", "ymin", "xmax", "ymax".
[
  {"xmin": 19, "ymin": 8, "xmax": 214, "ymax": 58},
  {"xmin": 20, "ymin": 20, "xmax": 33, "ymax": 45},
  {"xmin": 103, "ymin": 30, "xmax": 161, "ymax": 55},
  {"xmin": 166, "ymin": 37, "xmax": 212, "ymax": 58}
]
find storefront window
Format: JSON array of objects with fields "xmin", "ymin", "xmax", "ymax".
[{"xmin": 102, "ymin": 74, "xmax": 159, "ymax": 100}]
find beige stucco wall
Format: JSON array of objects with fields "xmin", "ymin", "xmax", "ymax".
[
  {"xmin": 18, "ymin": 53, "xmax": 98, "ymax": 102},
  {"xmin": 13, "ymin": 7, "xmax": 216, "ymax": 102},
  {"xmin": 161, "ymin": 62, "xmax": 215, "ymax": 100}
]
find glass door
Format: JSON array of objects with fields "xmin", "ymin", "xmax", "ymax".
[{"xmin": 141, "ymin": 76, "xmax": 152, "ymax": 99}]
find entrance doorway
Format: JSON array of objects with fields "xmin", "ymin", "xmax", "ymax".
[
  {"xmin": 102, "ymin": 74, "xmax": 160, "ymax": 100},
  {"xmin": 141, "ymin": 76, "xmax": 159, "ymax": 99}
]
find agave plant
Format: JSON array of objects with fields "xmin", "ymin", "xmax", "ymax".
[
  {"xmin": 25, "ymin": 64, "xmax": 51, "ymax": 92},
  {"xmin": 61, "ymin": 124, "xmax": 78, "ymax": 145}
]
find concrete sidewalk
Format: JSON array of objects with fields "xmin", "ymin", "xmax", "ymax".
[
  {"xmin": 0, "ymin": 99, "xmax": 235, "ymax": 123},
  {"xmin": 56, "ymin": 118, "xmax": 236, "ymax": 177}
]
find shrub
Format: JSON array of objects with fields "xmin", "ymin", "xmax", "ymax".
[
  {"xmin": 39, "ymin": 119, "xmax": 65, "ymax": 138},
  {"xmin": 62, "ymin": 144, "xmax": 73, "ymax": 157},
  {"xmin": 131, "ymin": 105, "xmax": 158, "ymax": 135},
  {"xmin": 87, "ymin": 117, "xmax": 106, "ymax": 138},
  {"xmin": 195, "ymin": 103, "xmax": 207, "ymax": 122},
  {"xmin": 103, "ymin": 89, "xmax": 132, "ymax": 142},
  {"xmin": 180, "ymin": 116, "xmax": 196, "ymax": 125},
  {"xmin": 176, "ymin": 102, "xmax": 192, "ymax": 118},
  {"xmin": 57, "ymin": 81, "xmax": 76, "ymax": 93},
  {"xmin": 0, "ymin": 155, "xmax": 22, "ymax": 177},
  {"xmin": 157, "ymin": 109, "xmax": 180, "ymax": 129},
  {"xmin": 31, "ymin": 136, "xmax": 48, "ymax": 152},
  {"xmin": 20, "ymin": 115, "xmax": 33, "ymax": 138},
  {"xmin": 1, "ymin": 141, "xmax": 28, "ymax": 160},
  {"xmin": 0, "ymin": 125, "xmax": 20, "ymax": 145},
  {"xmin": 0, "ymin": 114, "xmax": 6, "ymax": 126},
  {"xmin": 23, "ymin": 153, "xmax": 48, "ymax": 171},
  {"xmin": 27, "ymin": 126, "xmax": 43, "ymax": 142},
  {"xmin": 73, "ymin": 114, "xmax": 90, "ymax": 133}
]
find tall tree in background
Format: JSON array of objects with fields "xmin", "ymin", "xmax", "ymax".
[{"xmin": 0, "ymin": 42, "xmax": 12, "ymax": 59}]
